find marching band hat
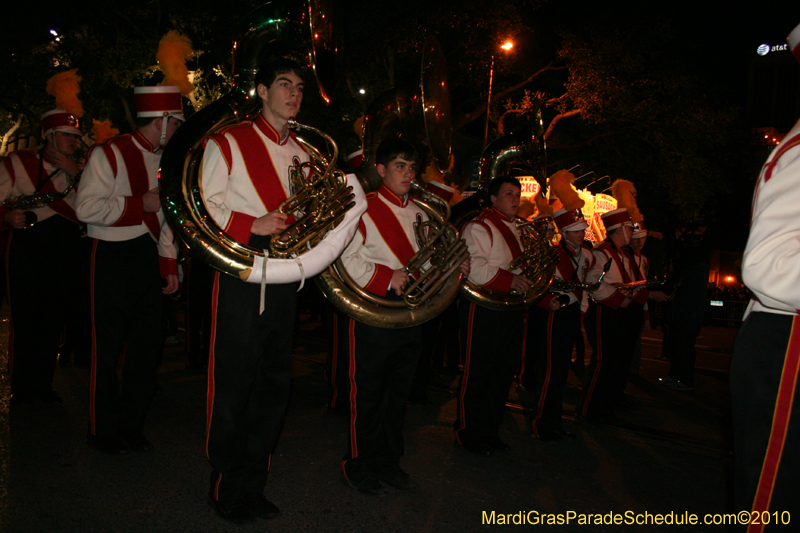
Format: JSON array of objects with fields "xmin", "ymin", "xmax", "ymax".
[
  {"xmin": 134, "ymin": 86, "xmax": 185, "ymax": 121},
  {"xmin": 600, "ymin": 207, "xmax": 632, "ymax": 231},
  {"xmin": 41, "ymin": 109, "xmax": 80, "ymax": 137},
  {"xmin": 553, "ymin": 207, "xmax": 588, "ymax": 233}
]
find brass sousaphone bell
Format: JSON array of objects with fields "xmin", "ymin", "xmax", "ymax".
[{"xmin": 159, "ymin": 0, "xmax": 365, "ymax": 284}]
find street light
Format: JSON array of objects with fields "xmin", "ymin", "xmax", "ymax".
[{"xmin": 483, "ymin": 40, "xmax": 514, "ymax": 149}]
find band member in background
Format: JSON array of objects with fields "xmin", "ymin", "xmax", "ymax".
[
  {"xmin": 526, "ymin": 189, "xmax": 594, "ymax": 441},
  {"xmin": 627, "ymin": 219, "xmax": 650, "ymax": 376},
  {"xmin": 0, "ymin": 109, "xmax": 84, "ymax": 404},
  {"xmin": 578, "ymin": 207, "xmax": 638, "ymax": 423},
  {"xmin": 200, "ymin": 57, "xmax": 307, "ymax": 523},
  {"xmin": 730, "ymin": 22, "xmax": 800, "ymax": 526},
  {"xmin": 455, "ymin": 174, "xmax": 529, "ymax": 455},
  {"xmin": 76, "ymin": 86, "xmax": 181, "ymax": 453},
  {"xmin": 339, "ymin": 139, "xmax": 469, "ymax": 494}
]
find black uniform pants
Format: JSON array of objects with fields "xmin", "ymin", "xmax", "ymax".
[
  {"xmin": 207, "ymin": 272, "xmax": 297, "ymax": 505},
  {"xmin": 580, "ymin": 302, "xmax": 638, "ymax": 419},
  {"xmin": 325, "ymin": 307, "xmax": 351, "ymax": 413},
  {"xmin": 89, "ymin": 234, "xmax": 163, "ymax": 439},
  {"xmin": 454, "ymin": 298, "xmax": 524, "ymax": 445},
  {"xmin": 730, "ymin": 311, "xmax": 800, "ymax": 525},
  {"xmin": 342, "ymin": 318, "xmax": 421, "ymax": 482},
  {"xmin": 527, "ymin": 302, "xmax": 581, "ymax": 435},
  {"xmin": 7, "ymin": 216, "xmax": 81, "ymax": 397}
]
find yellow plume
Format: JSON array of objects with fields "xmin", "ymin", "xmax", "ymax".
[
  {"xmin": 533, "ymin": 193, "xmax": 552, "ymax": 218},
  {"xmin": 91, "ymin": 119, "xmax": 119, "ymax": 144},
  {"xmin": 157, "ymin": 30, "xmax": 195, "ymax": 96},
  {"xmin": 549, "ymin": 169, "xmax": 584, "ymax": 212},
  {"xmin": 46, "ymin": 69, "xmax": 84, "ymax": 117},
  {"xmin": 610, "ymin": 179, "xmax": 642, "ymax": 223}
]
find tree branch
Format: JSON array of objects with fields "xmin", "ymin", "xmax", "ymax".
[
  {"xmin": 454, "ymin": 62, "xmax": 566, "ymax": 130},
  {"xmin": 543, "ymin": 109, "xmax": 581, "ymax": 141},
  {"xmin": 0, "ymin": 115, "xmax": 23, "ymax": 157}
]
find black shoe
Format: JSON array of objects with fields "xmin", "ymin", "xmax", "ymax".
[
  {"xmin": 533, "ymin": 431, "xmax": 564, "ymax": 442},
  {"xmin": 487, "ymin": 436, "xmax": 511, "ymax": 451},
  {"xmin": 36, "ymin": 390, "xmax": 63, "ymax": 404},
  {"xmin": 245, "ymin": 494, "xmax": 280, "ymax": 519},
  {"xmin": 341, "ymin": 474, "xmax": 389, "ymax": 495},
  {"xmin": 457, "ymin": 439, "xmax": 493, "ymax": 455},
  {"xmin": 123, "ymin": 435, "xmax": 154, "ymax": 452},
  {"xmin": 377, "ymin": 468, "xmax": 419, "ymax": 491},
  {"xmin": 208, "ymin": 496, "xmax": 255, "ymax": 524},
  {"xmin": 87, "ymin": 434, "xmax": 131, "ymax": 454},
  {"xmin": 554, "ymin": 429, "xmax": 577, "ymax": 439}
]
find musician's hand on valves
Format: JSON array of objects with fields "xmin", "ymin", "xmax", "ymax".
[
  {"xmin": 4, "ymin": 209, "xmax": 27, "ymax": 230},
  {"xmin": 510, "ymin": 274, "xmax": 533, "ymax": 294},
  {"xmin": 459, "ymin": 258, "xmax": 471, "ymax": 277},
  {"xmin": 143, "ymin": 187, "xmax": 161, "ymax": 213},
  {"xmin": 390, "ymin": 268, "xmax": 410, "ymax": 296},
  {"xmin": 648, "ymin": 290, "xmax": 669, "ymax": 302},
  {"xmin": 252, "ymin": 210, "xmax": 289, "ymax": 236},
  {"xmin": 548, "ymin": 298, "xmax": 563, "ymax": 311}
]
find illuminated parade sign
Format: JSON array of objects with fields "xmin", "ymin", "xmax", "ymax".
[{"xmin": 518, "ymin": 176, "xmax": 541, "ymax": 199}]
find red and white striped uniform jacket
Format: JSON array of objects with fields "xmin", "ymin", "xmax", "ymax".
[
  {"xmin": 0, "ymin": 149, "xmax": 79, "ymax": 226},
  {"xmin": 462, "ymin": 206, "xmax": 524, "ymax": 293},
  {"xmin": 201, "ymin": 114, "xmax": 310, "ymax": 246},
  {"xmin": 586, "ymin": 240, "xmax": 646, "ymax": 309},
  {"xmin": 341, "ymin": 184, "xmax": 427, "ymax": 295},
  {"xmin": 76, "ymin": 130, "xmax": 178, "ymax": 276},
  {"xmin": 538, "ymin": 240, "xmax": 594, "ymax": 311}
]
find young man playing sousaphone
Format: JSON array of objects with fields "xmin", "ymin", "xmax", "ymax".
[
  {"xmin": 455, "ymin": 173, "xmax": 531, "ymax": 455},
  {"xmin": 200, "ymin": 57, "xmax": 309, "ymax": 523},
  {"xmin": 339, "ymin": 138, "xmax": 469, "ymax": 494}
]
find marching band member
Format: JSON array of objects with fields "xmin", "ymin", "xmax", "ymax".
[
  {"xmin": 526, "ymin": 171, "xmax": 594, "ymax": 440},
  {"xmin": 200, "ymin": 57, "xmax": 309, "ymax": 523},
  {"xmin": 76, "ymin": 86, "xmax": 181, "ymax": 453},
  {"xmin": 455, "ymin": 174, "xmax": 529, "ymax": 455},
  {"xmin": 578, "ymin": 206, "xmax": 639, "ymax": 423},
  {"xmin": 730, "ymin": 21, "xmax": 800, "ymax": 528},
  {"xmin": 1, "ymin": 109, "xmax": 84, "ymax": 404},
  {"xmin": 339, "ymin": 139, "xmax": 469, "ymax": 494}
]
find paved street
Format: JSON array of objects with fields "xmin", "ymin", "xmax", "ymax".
[{"xmin": 0, "ymin": 303, "xmax": 738, "ymax": 532}]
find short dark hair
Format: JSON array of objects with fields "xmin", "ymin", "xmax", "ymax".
[
  {"xmin": 254, "ymin": 57, "xmax": 304, "ymax": 90},
  {"xmin": 376, "ymin": 138, "xmax": 419, "ymax": 167},
  {"xmin": 488, "ymin": 175, "xmax": 521, "ymax": 197}
]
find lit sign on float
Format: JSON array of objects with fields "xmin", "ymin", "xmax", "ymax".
[
  {"xmin": 757, "ymin": 43, "xmax": 789, "ymax": 56},
  {"xmin": 518, "ymin": 176, "xmax": 540, "ymax": 199}
]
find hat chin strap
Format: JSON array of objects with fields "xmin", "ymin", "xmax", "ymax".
[{"xmin": 159, "ymin": 113, "xmax": 169, "ymax": 146}]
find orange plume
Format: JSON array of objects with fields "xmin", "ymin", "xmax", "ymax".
[
  {"xmin": 46, "ymin": 69, "xmax": 84, "ymax": 117},
  {"xmin": 156, "ymin": 30, "xmax": 195, "ymax": 96},
  {"xmin": 611, "ymin": 179, "xmax": 642, "ymax": 223},
  {"xmin": 549, "ymin": 169, "xmax": 584, "ymax": 212},
  {"xmin": 533, "ymin": 192, "xmax": 552, "ymax": 218},
  {"xmin": 91, "ymin": 119, "xmax": 119, "ymax": 144}
]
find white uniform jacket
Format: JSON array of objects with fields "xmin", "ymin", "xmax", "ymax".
[
  {"xmin": 585, "ymin": 240, "xmax": 645, "ymax": 309},
  {"xmin": 0, "ymin": 149, "xmax": 79, "ymax": 225},
  {"xmin": 462, "ymin": 206, "xmax": 524, "ymax": 293},
  {"xmin": 201, "ymin": 114, "xmax": 310, "ymax": 246},
  {"xmin": 538, "ymin": 240, "xmax": 594, "ymax": 311},
  {"xmin": 742, "ymin": 118, "xmax": 800, "ymax": 317},
  {"xmin": 341, "ymin": 184, "xmax": 427, "ymax": 296},
  {"xmin": 75, "ymin": 130, "xmax": 177, "ymax": 276}
]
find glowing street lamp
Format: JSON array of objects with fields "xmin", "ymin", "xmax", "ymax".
[{"xmin": 483, "ymin": 40, "xmax": 514, "ymax": 149}]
